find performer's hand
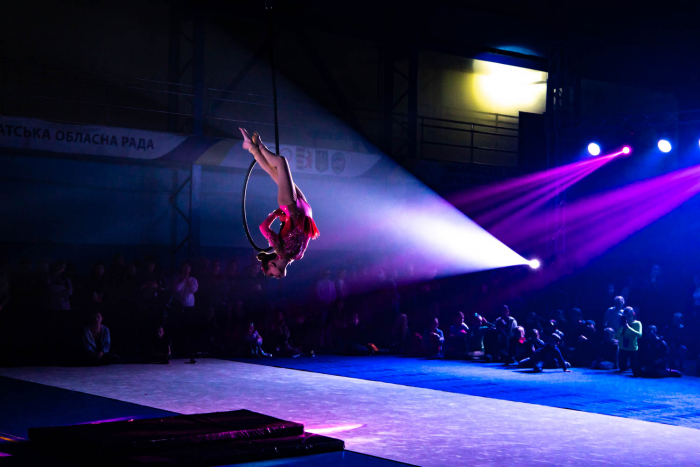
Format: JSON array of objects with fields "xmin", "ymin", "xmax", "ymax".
[{"xmin": 273, "ymin": 208, "xmax": 285, "ymax": 217}]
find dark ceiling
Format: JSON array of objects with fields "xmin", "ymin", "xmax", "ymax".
[{"xmin": 208, "ymin": 0, "xmax": 700, "ymax": 98}]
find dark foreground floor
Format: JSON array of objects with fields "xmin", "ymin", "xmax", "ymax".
[
  {"xmin": 234, "ymin": 354, "xmax": 700, "ymax": 429},
  {"xmin": 0, "ymin": 375, "xmax": 408, "ymax": 466}
]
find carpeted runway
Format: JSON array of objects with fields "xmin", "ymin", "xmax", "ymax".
[
  {"xmin": 234, "ymin": 355, "xmax": 700, "ymax": 429},
  {"xmin": 2, "ymin": 358, "xmax": 700, "ymax": 466}
]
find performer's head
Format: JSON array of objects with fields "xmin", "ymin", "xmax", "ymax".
[{"xmin": 257, "ymin": 251, "xmax": 290, "ymax": 279}]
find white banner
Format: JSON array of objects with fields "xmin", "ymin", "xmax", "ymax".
[
  {"xmin": 196, "ymin": 140, "xmax": 383, "ymax": 178},
  {"xmin": 0, "ymin": 116, "xmax": 383, "ymax": 177},
  {"xmin": 0, "ymin": 116, "xmax": 187, "ymax": 160}
]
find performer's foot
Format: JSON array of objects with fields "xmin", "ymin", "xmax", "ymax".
[
  {"xmin": 252, "ymin": 131, "xmax": 262, "ymax": 147},
  {"xmin": 239, "ymin": 128, "xmax": 257, "ymax": 152}
]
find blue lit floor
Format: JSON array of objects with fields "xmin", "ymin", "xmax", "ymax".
[
  {"xmin": 234, "ymin": 354, "xmax": 700, "ymax": 429},
  {"xmin": 2, "ymin": 359, "xmax": 700, "ymax": 466}
]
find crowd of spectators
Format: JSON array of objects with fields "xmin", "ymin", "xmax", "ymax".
[{"xmin": 0, "ymin": 255, "xmax": 696, "ymax": 379}]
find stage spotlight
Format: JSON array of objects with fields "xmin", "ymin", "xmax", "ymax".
[
  {"xmin": 587, "ymin": 143, "xmax": 601, "ymax": 156},
  {"xmin": 528, "ymin": 259, "xmax": 541, "ymax": 269},
  {"xmin": 658, "ymin": 139, "xmax": 672, "ymax": 153},
  {"xmin": 622, "ymin": 146, "xmax": 631, "ymax": 154}
]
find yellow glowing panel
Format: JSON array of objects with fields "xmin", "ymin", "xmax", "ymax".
[{"xmin": 467, "ymin": 60, "xmax": 547, "ymax": 115}]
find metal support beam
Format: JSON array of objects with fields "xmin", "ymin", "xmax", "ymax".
[
  {"xmin": 380, "ymin": 44, "xmax": 395, "ymax": 155},
  {"xmin": 189, "ymin": 164, "xmax": 201, "ymax": 259},
  {"xmin": 192, "ymin": 5, "xmax": 205, "ymax": 137},
  {"xmin": 545, "ymin": 41, "xmax": 570, "ymax": 312},
  {"xmin": 167, "ymin": 0, "xmax": 184, "ymax": 133},
  {"xmin": 295, "ymin": 29, "xmax": 370, "ymax": 151},
  {"xmin": 407, "ymin": 45, "xmax": 419, "ymax": 160}
]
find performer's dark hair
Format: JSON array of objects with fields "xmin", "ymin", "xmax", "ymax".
[{"xmin": 257, "ymin": 251, "xmax": 278, "ymax": 274}]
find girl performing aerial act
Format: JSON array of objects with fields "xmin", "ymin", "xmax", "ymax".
[{"xmin": 240, "ymin": 128, "xmax": 320, "ymax": 279}]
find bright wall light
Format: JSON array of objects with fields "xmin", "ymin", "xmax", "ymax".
[
  {"xmin": 622, "ymin": 146, "xmax": 631, "ymax": 154},
  {"xmin": 588, "ymin": 143, "xmax": 601, "ymax": 156},
  {"xmin": 528, "ymin": 259, "xmax": 541, "ymax": 269},
  {"xmin": 658, "ymin": 139, "xmax": 672, "ymax": 153},
  {"xmin": 468, "ymin": 60, "xmax": 547, "ymax": 115}
]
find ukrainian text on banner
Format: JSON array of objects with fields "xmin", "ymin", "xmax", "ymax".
[
  {"xmin": 0, "ymin": 116, "xmax": 187, "ymax": 160},
  {"xmin": 0, "ymin": 115, "xmax": 383, "ymax": 177}
]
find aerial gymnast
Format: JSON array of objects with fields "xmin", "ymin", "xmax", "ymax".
[{"xmin": 240, "ymin": 128, "xmax": 320, "ymax": 279}]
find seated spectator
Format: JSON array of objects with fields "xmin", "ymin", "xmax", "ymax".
[
  {"xmin": 634, "ymin": 326, "xmax": 681, "ymax": 378},
  {"xmin": 574, "ymin": 320, "xmax": 599, "ymax": 367},
  {"xmin": 242, "ymin": 322, "xmax": 271, "ymax": 358},
  {"xmin": 344, "ymin": 312, "xmax": 379, "ymax": 356},
  {"xmin": 466, "ymin": 314, "xmax": 495, "ymax": 359},
  {"xmin": 505, "ymin": 326, "xmax": 527, "ymax": 365},
  {"xmin": 268, "ymin": 311, "xmax": 296, "ymax": 357},
  {"xmin": 145, "ymin": 325, "xmax": 172, "ymax": 364},
  {"xmin": 390, "ymin": 313, "xmax": 411, "ymax": 355},
  {"xmin": 290, "ymin": 310, "xmax": 315, "ymax": 357},
  {"xmin": 591, "ymin": 327, "xmax": 618, "ymax": 370},
  {"xmin": 616, "ymin": 307, "xmax": 642, "ymax": 372},
  {"xmin": 484, "ymin": 318, "xmax": 509, "ymax": 363},
  {"xmin": 444, "ymin": 311, "xmax": 469, "ymax": 358},
  {"xmin": 520, "ymin": 328, "xmax": 545, "ymax": 363},
  {"xmin": 422, "ymin": 317, "xmax": 445, "ymax": 357},
  {"xmin": 662, "ymin": 313, "xmax": 687, "ymax": 371},
  {"xmin": 81, "ymin": 311, "xmax": 112, "ymax": 365},
  {"xmin": 519, "ymin": 332, "xmax": 571, "ymax": 373}
]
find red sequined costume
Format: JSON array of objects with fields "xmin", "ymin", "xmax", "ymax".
[{"xmin": 259, "ymin": 189, "xmax": 319, "ymax": 261}]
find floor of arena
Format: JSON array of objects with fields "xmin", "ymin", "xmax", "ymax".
[{"xmin": 2, "ymin": 357, "xmax": 700, "ymax": 466}]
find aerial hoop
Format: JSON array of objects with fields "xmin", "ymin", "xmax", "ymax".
[{"xmin": 242, "ymin": 160, "xmax": 275, "ymax": 253}]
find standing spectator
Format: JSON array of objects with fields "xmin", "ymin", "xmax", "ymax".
[
  {"xmin": 523, "ymin": 312, "xmax": 544, "ymax": 335},
  {"xmin": 390, "ymin": 313, "xmax": 411, "ymax": 355},
  {"xmin": 603, "ymin": 296, "xmax": 626, "ymax": 333},
  {"xmin": 268, "ymin": 311, "xmax": 295, "ymax": 356},
  {"xmin": 86, "ymin": 262, "xmax": 109, "ymax": 309},
  {"xmin": 499, "ymin": 305, "xmax": 518, "ymax": 337},
  {"xmin": 315, "ymin": 268, "xmax": 337, "ymax": 325},
  {"xmin": 641, "ymin": 264, "xmax": 664, "ymax": 325},
  {"xmin": 335, "ymin": 268, "xmax": 350, "ymax": 305},
  {"xmin": 46, "ymin": 261, "xmax": 73, "ymax": 311},
  {"xmin": 663, "ymin": 313, "xmax": 687, "ymax": 371},
  {"xmin": 616, "ymin": 307, "xmax": 642, "ymax": 372},
  {"xmin": 174, "ymin": 262, "xmax": 199, "ymax": 310},
  {"xmin": 173, "ymin": 262, "xmax": 199, "ymax": 358},
  {"xmin": 108, "ymin": 254, "xmax": 126, "ymax": 290},
  {"xmin": 81, "ymin": 311, "xmax": 112, "ymax": 365}
]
